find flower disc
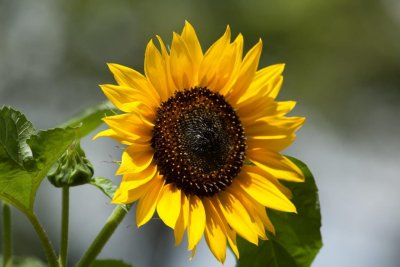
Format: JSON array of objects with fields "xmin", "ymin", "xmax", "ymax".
[{"xmin": 151, "ymin": 87, "xmax": 246, "ymax": 196}]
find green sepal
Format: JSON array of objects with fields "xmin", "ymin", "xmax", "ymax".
[
  {"xmin": 90, "ymin": 177, "xmax": 118, "ymax": 199},
  {"xmin": 47, "ymin": 141, "xmax": 94, "ymax": 187}
]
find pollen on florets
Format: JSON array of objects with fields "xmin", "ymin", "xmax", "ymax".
[{"xmin": 151, "ymin": 87, "xmax": 246, "ymax": 197}]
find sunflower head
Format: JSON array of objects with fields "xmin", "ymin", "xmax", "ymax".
[{"xmin": 95, "ymin": 21, "xmax": 305, "ymax": 263}]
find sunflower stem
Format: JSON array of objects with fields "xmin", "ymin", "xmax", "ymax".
[
  {"xmin": 59, "ymin": 187, "xmax": 69, "ymax": 267},
  {"xmin": 26, "ymin": 212, "xmax": 59, "ymax": 267},
  {"xmin": 2, "ymin": 201, "xmax": 12, "ymax": 267},
  {"xmin": 76, "ymin": 205, "xmax": 129, "ymax": 267}
]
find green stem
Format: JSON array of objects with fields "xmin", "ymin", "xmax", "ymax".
[
  {"xmin": 59, "ymin": 187, "xmax": 69, "ymax": 267},
  {"xmin": 2, "ymin": 201, "xmax": 12, "ymax": 267},
  {"xmin": 76, "ymin": 205, "xmax": 129, "ymax": 267},
  {"xmin": 26, "ymin": 212, "xmax": 59, "ymax": 267}
]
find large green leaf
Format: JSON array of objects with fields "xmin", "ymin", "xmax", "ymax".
[
  {"xmin": 0, "ymin": 106, "xmax": 37, "ymax": 170},
  {"xmin": 0, "ymin": 103, "xmax": 117, "ymax": 213},
  {"xmin": 0, "ymin": 127, "xmax": 77, "ymax": 213},
  {"xmin": 59, "ymin": 101, "xmax": 117, "ymax": 139},
  {"xmin": 237, "ymin": 157, "xmax": 322, "ymax": 267}
]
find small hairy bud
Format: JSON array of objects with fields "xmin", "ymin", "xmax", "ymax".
[{"xmin": 47, "ymin": 141, "xmax": 94, "ymax": 187}]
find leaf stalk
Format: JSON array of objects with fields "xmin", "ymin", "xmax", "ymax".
[{"xmin": 59, "ymin": 187, "xmax": 70, "ymax": 267}]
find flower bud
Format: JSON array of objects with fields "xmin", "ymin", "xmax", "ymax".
[{"xmin": 47, "ymin": 141, "xmax": 94, "ymax": 187}]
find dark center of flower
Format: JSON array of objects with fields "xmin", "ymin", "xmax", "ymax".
[{"xmin": 151, "ymin": 87, "xmax": 246, "ymax": 197}]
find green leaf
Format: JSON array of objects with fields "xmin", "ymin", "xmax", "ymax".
[
  {"xmin": 0, "ymin": 127, "xmax": 77, "ymax": 213},
  {"xmin": 236, "ymin": 157, "xmax": 322, "ymax": 267},
  {"xmin": 59, "ymin": 101, "xmax": 117, "ymax": 139},
  {"xmin": 0, "ymin": 106, "xmax": 37, "ymax": 170},
  {"xmin": 90, "ymin": 259, "xmax": 132, "ymax": 267},
  {"xmin": 0, "ymin": 255, "xmax": 47, "ymax": 267},
  {"xmin": 90, "ymin": 177, "xmax": 118, "ymax": 199},
  {"xmin": 0, "ymin": 101, "xmax": 117, "ymax": 213}
]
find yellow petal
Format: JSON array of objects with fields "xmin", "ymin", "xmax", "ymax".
[
  {"xmin": 206, "ymin": 198, "xmax": 240, "ymax": 259},
  {"xmin": 241, "ymin": 165, "xmax": 293, "ymax": 199},
  {"xmin": 234, "ymin": 191, "xmax": 276, "ymax": 235},
  {"xmin": 244, "ymin": 116, "xmax": 305, "ymax": 152},
  {"xmin": 204, "ymin": 216, "xmax": 227, "ymax": 263},
  {"xmin": 237, "ymin": 97, "xmax": 275, "ymax": 123},
  {"xmin": 254, "ymin": 116, "xmax": 305, "ymax": 133},
  {"xmin": 157, "ymin": 184, "xmax": 182, "ymax": 228},
  {"xmin": 216, "ymin": 34, "xmax": 244, "ymax": 93},
  {"xmin": 155, "ymin": 35, "xmax": 177, "ymax": 98},
  {"xmin": 211, "ymin": 37, "xmax": 242, "ymax": 93},
  {"xmin": 107, "ymin": 63, "xmax": 160, "ymax": 105},
  {"xmin": 187, "ymin": 195, "xmax": 206, "ymax": 250},
  {"xmin": 102, "ymin": 112, "xmax": 153, "ymax": 143},
  {"xmin": 237, "ymin": 64, "xmax": 285, "ymax": 104},
  {"xmin": 92, "ymin": 129, "xmax": 132, "ymax": 145},
  {"xmin": 225, "ymin": 39, "xmax": 263, "ymax": 104},
  {"xmin": 238, "ymin": 98, "xmax": 296, "ymax": 124},
  {"xmin": 248, "ymin": 148, "xmax": 304, "ymax": 182},
  {"xmin": 100, "ymin": 84, "xmax": 136, "ymax": 112},
  {"xmin": 136, "ymin": 176, "xmax": 165, "ymax": 227},
  {"xmin": 174, "ymin": 193, "xmax": 189, "ymax": 245},
  {"xmin": 226, "ymin": 229, "xmax": 239, "ymax": 259},
  {"xmin": 227, "ymin": 183, "xmax": 267, "ymax": 239},
  {"xmin": 245, "ymin": 119, "xmax": 294, "ymax": 138},
  {"xmin": 216, "ymin": 191, "xmax": 259, "ymax": 245},
  {"xmin": 202, "ymin": 199, "xmax": 227, "ymax": 263},
  {"xmin": 198, "ymin": 26, "xmax": 231, "ymax": 90},
  {"xmin": 237, "ymin": 168, "xmax": 297, "ymax": 212},
  {"xmin": 275, "ymin": 101, "xmax": 297, "ymax": 115},
  {"xmin": 268, "ymin": 74, "xmax": 284, "ymax": 99},
  {"xmin": 119, "ymin": 164, "xmax": 158, "ymax": 190},
  {"xmin": 100, "ymin": 84, "xmax": 159, "ymax": 111},
  {"xmin": 218, "ymin": 33, "xmax": 245, "ymax": 97},
  {"xmin": 117, "ymin": 144, "xmax": 154, "ymax": 175},
  {"xmin": 232, "ymin": 33, "xmax": 244, "ymax": 63},
  {"xmin": 112, "ymin": 178, "xmax": 153, "ymax": 204},
  {"xmin": 144, "ymin": 39, "xmax": 170, "ymax": 101},
  {"xmin": 170, "ymin": 32, "xmax": 195, "ymax": 89},
  {"xmin": 181, "ymin": 21, "xmax": 203, "ymax": 75},
  {"xmin": 247, "ymin": 135, "xmax": 296, "ymax": 153},
  {"xmin": 260, "ymin": 209, "xmax": 276, "ymax": 235},
  {"xmin": 98, "ymin": 115, "xmax": 145, "ymax": 142}
]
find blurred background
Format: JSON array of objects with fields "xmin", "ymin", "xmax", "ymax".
[{"xmin": 1, "ymin": 0, "xmax": 400, "ymax": 266}]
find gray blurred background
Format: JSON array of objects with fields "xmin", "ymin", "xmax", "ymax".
[{"xmin": 1, "ymin": 0, "xmax": 400, "ymax": 266}]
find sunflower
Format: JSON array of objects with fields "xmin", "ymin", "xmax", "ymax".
[{"xmin": 95, "ymin": 21, "xmax": 305, "ymax": 263}]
